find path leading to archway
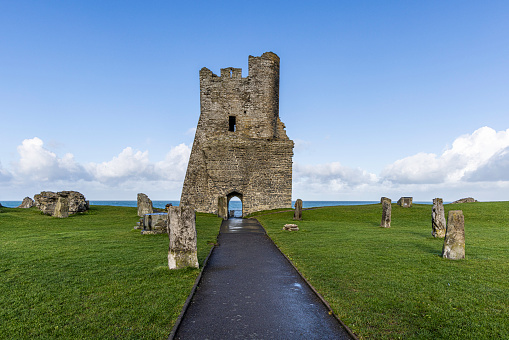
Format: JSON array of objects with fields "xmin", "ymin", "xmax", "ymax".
[{"xmin": 172, "ymin": 218, "xmax": 354, "ymax": 339}]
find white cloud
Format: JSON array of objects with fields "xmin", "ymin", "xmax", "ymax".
[
  {"xmin": 86, "ymin": 147, "xmax": 153, "ymax": 183},
  {"xmin": 154, "ymin": 143, "xmax": 191, "ymax": 181},
  {"xmin": 381, "ymin": 127, "xmax": 509, "ymax": 184},
  {"xmin": 293, "ymin": 161, "xmax": 378, "ymax": 196},
  {"xmin": 14, "ymin": 137, "xmax": 89, "ymax": 182}
]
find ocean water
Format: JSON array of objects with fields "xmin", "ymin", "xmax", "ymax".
[{"xmin": 0, "ymin": 200, "xmax": 433, "ymax": 209}]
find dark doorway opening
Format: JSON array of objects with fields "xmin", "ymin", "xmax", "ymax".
[
  {"xmin": 227, "ymin": 192, "xmax": 243, "ymax": 218},
  {"xmin": 229, "ymin": 116, "xmax": 236, "ymax": 132}
]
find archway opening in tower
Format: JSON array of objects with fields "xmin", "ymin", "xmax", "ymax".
[{"xmin": 227, "ymin": 192, "xmax": 243, "ymax": 218}]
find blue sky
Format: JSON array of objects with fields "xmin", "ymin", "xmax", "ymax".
[{"xmin": 1, "ymin": 1, "xmax": 509, "ymax": 201}]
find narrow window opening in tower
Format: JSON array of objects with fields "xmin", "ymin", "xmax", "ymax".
[
  {"xmin": 229, "ymin": 116, "xmax": 236, "ymax": 132},
  {"xmin": 230, "ymin": 69, "xmax": 232, "ymax": 78}
]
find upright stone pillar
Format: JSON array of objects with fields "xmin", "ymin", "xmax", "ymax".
[
  {"xmin": 293, "ymin": 199, "xmax": 303, "ymax": 221},
  {"xmin": 54, "ymin": 197, "xmax": 69, "ymax": 218},
  {"xmin": 432, "ymin": 198, "xmax": 446, "ymax": 238},
  {"xmin": 137, "ymin": 193, "xmax": 153, "ymax": 217},
  {"xmin": 442, "ymin": 210, "xmax": 465, "ymax": 260},
  {"xmin": 380, "ymin": 197, "xmax": 391, "ymax": 228},
  {"xmin": 218, "ymin": 196, "xmax": 227, "ymax": 220},
  {"xmin": 168, "ymin": 206, "xmax": 199, "ymax": 269}
]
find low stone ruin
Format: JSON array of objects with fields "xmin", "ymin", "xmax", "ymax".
[
  {"xmin": 397, "ymin": 197, "xmax": 413, "ymax": 207},
  {"xmin": 17, "ymin": 197, "xmax": 35, "ymax": 208},
  {"xmin": 283, "ymin": 224, "xmax": 299, "ymax": 231},
  {"xmin": 293, "ymin": 199, "xmax": 303, "ymax": 221},
  {"xmin": 137, "ymin": 193, "xmax": 154, "ymax": 217},
  {"xmin": 380, "ymin": 197, "xmax": 391, "ymax": 228},
  {"xmin": 432, "ymin": 198, "xmax": 446, "ymax": 238},
  {"xmin": 34, "ymin": 191, "xmax": 89, "ymax": 217},
  {"xmin": 135, "ymin": 213, "xmax": 168, "ymax": 235},
  {"xmin": 168, "ymin": 206, "xmax": 199, "ymax": 269},
  {"xmin": 442, "ymin": 210, "xmax": 465, "ymax": 260},
  {"xmin": 452, "ymin": 197, "xmax": 477, "ymax": 204}
]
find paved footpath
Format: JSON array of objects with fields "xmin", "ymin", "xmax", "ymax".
[{"xmin": 173, "ymin": 218, "xmax": 353, "ymax": 339}]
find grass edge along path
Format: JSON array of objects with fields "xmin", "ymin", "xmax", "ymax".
[
  {"xmin": 255, "ymin": 202, "xmax": 509, "ymax": 340},
  {"xmin": 0, "ymin": 205, "xmax": 222, "ymax": 339}
]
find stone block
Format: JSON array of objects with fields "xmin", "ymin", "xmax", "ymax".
[
  {"xmin": 397, "ymin": 197, "xmax": 413, "ymax": 207},
  {"xmin": 432, "ymin": 198, "xmax": 446, "ymax": 238},
  {"xmin": 293, "ymin": 199, "xmax": 303, "ymax": 220},
  {"xmin": 137, "ymin": 193, "xmax": 153, "ymax": 217},
  {"xmin": 168, "ymin": 206, "xmax": 199, "ymax": 269},
  {"xmin": 380, "ymin": 197, "xmax": 391, "ymax": 228},
  {"xmin": 442, "ymin": 210, "xmax": 465, "ymax": 260}
]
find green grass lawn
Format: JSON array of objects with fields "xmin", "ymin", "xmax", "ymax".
[
  {"xmin": 255, "ymin": 202, "xmax": 509, "ymax": 339},
  {"xmin": 0, "ymin": 205, "xmax": 221, "ymax": 339}
]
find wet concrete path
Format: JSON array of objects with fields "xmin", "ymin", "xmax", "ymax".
[{"xmin": 173, "ymin": 218, "xmax": 353, "ymax": 339}]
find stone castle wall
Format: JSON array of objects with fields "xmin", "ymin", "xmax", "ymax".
[{"xmin": 180, "ymin": 52, "xmax": 294, "ymax": 216}]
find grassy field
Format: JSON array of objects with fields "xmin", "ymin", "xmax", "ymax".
[
  {"xmin": 0, "ymin": 205, "xmax": 221, "ymax": 339},
  {"xmin": 255, "ymin": 202, "xmax": 509, "ymax": 339}
]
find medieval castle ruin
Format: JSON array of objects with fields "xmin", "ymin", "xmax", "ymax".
[{"xmin": 180, "ymin": 52, "xmax": 294, "ymax": 217}]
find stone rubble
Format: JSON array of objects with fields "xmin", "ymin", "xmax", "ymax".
[
  {"xmin": 452, "ymin": 197, "xmax": 477, "ymax": 204},
  {"xmin": 283, "ymin": 224, "xmax": 299, "ymax": 231},
  {"xmin": 17, "ymin": 197, "xmax": 35, "ymax": 208},
  {"xmin": 34, "ymin": 191, "xmax": 89, "ymax": 217}
]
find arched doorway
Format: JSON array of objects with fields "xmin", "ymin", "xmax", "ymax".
[{"xmin": 227, "ymin": 192, "xmax": 243, "ymax": 218}]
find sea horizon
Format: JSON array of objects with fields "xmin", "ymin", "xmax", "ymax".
[{"xmin": 0, "ymin": 200, "xmax": 442, "ymax": 209}]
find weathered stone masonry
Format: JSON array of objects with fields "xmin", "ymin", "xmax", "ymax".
[{"xmin": 180, "ymin": 52, "xmax": 294, "ymax": 216}]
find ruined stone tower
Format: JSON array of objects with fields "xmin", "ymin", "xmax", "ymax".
[{"xmin": 180, "ymin": 52, "xmax": 294, "ymax": 217}]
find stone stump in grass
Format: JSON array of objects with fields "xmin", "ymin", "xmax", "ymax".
[
  {"xmin": 432, "ymin": 198, "xmax": 446, "ymax": 238},
  {"xmin": 442, "ymin": 210, "xmax": 465, "ymax": 260},
  {"xmin": 137, "ymin": 193, "xmax": 153, "ymax": 217},
  {"xmin": 54, "ymin": 197, "xmax": 69, "ymax": 218},
  {"xmin": 380, "ymin": 197, "xmax": 391, "ymax": 228},
  {"xmin": 217, "ymin": 196, "xmax": 227, "ymax": 220},
  {"xmin": 293, "ymin": 199, "xmax": 303, "ymax": 221},
  {"xmin": 168, "ymin": 206, "xmax": 199, "ymax": 270}
]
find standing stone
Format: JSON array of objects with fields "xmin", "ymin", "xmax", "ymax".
[
  {"xmin": 54, "ymin": 197, "xmax": 69, "ymax": 218},
  {"xmin": 217, "ymin": 196, "xmax": 227, "ymax": 220},
  {"xmin": 17, "ymin": 197, "xmax": 35, "ymax": 208},
  {"xmin": 137, "ymin": 193, "xmax": 153, "ymax": 217},
  {"xmin": 442, "ymin": 210, "xmax": 465, "ymax": 260},
  {"xmin": 380, "ymin": 197, "xmax": 391, "ymax": 228},
  {"xmin": 168, "ymin": 206, "xmax": 199, "ymax": 270},
  {"xmin": 432, "ymin": 198, "xmax": 446, "ymax": 238},
  {"xmin": 293, "ymin": 199, "xmax": 303, "ymax": 221}
]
